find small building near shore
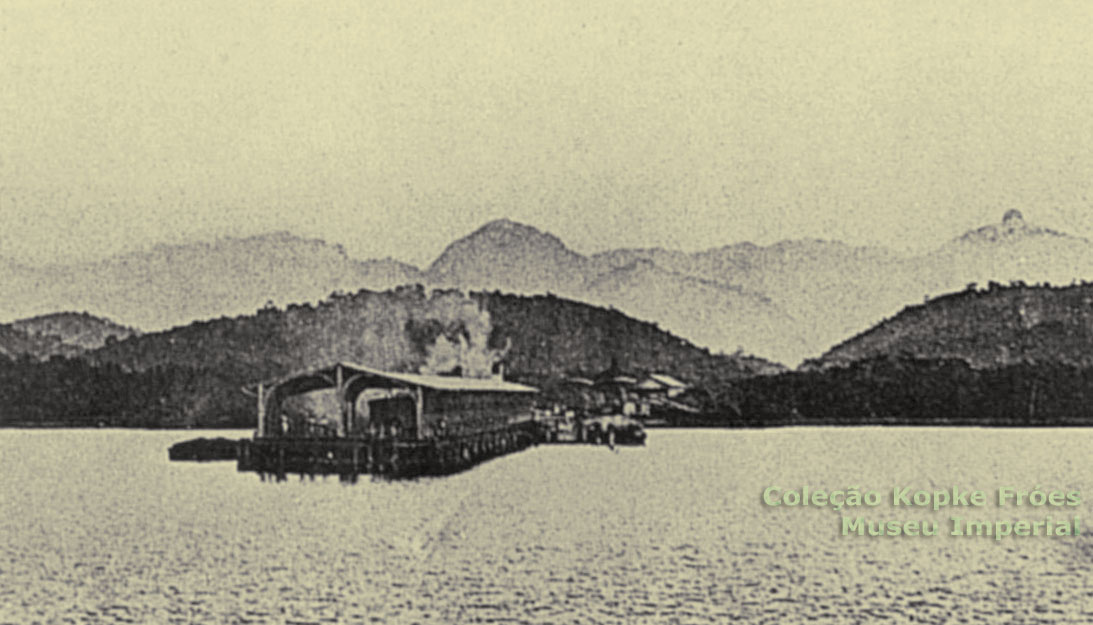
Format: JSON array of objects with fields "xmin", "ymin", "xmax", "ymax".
[
  {"xmin": 552, "ymin": 368, "xmax": 695, "ymax": 421},
  {"xmin": 642, "ymin": 374, "xmax": 689, "ymax": 398}
]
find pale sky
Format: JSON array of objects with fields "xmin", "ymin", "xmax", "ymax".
[{"xmin": 3, "ymin": 0, "xmax": 1093, "ymax": 267}]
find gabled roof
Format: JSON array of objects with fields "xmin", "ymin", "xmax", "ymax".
[
  {"xmin": 648, "ymin": 373, "xmax": 688, "ymax": 388},
  {"xmin": 595, "ymin": 375, "xmax": 638, "ymax": 387},
  {"xmin": 253, "ymin": 361, "xmax": 538, "ymax": 396}
]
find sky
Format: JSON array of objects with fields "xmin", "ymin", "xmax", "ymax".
[{"xmin": 3, "ymin": 0, "xmax": 1093, "ymax": 268}]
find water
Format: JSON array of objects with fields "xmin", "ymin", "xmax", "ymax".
[{"xmin": 2, "ymin": 428, "xmax": 1092, "ymax": 624}]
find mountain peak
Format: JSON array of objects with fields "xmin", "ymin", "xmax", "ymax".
[
  {"xmin": 467, "ymin": 218, "xmax": 556, "ymax": 243},
  {"xmin": 431, "ymin": 219, "xmax": 575, "ymax": 262},
  {"xmin": 478, "ymin": 217, "xmax": 524, "ymax": 230},
  {"xmin": 951, "ymin": 210, "xmax": 1073, "ymax": 247},
  {"xmin": 426, "ymin": 219, "xmax": 589, "ymax": 293}
]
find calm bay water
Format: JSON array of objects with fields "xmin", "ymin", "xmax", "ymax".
[{"xmin": 2, "ymin": 428, "xmax": 1093, "ymax": 624}]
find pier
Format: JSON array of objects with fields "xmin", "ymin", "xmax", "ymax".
[
  {"xmin": 167, "ymin": 362, "xmax": 652, "ymax": 479},
  {"xmin": 237, "ymin": 421, "xmax": 542, "ymax": 479},
  {"xmin": 236, "ymin": 362, "xmax": 543, "ymax": 478}
]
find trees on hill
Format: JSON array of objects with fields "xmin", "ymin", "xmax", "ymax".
[{"xmin": 0, "ymin": 288, "xmax": 766, "ymax": 428}]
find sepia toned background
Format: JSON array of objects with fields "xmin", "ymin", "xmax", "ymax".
[
  {"xmin": 4, "ymin": 0, "xmax": 1093, "ymax": 266},
  {"xmin": 4, "ymin": 3, "xmax": 1093, "ymax": 624}
]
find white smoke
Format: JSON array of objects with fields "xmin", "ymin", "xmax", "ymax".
[{"xmin": 418, "ymin": 292, "xmax": 509, "ymax": 378}]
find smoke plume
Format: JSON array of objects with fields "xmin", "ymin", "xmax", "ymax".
[{"xmin": 416, "ymin": 291, "xmax": 508, "ymax": 378}]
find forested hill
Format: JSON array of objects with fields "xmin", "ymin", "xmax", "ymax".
[
  {"xmin": 87, "ymin": 287, "xmax": 778, "ymax": 381},
  {"xmin": 814, "ymin": 282, "xmax": 1093, "ymax": 370},
  {"xmin": 0, "ymin": 287, "xmax": 778, "ymax": 428},
  {"xmin": 470, "ymin": 292, "xmax": 781, "ymax": 382},
  {"xmin": 0, "ymin": 312, "xmax": 138, "ymax": 360}
]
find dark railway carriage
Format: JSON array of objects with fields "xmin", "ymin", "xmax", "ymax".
[{"xmin": 240, "ymin": 362, "xmax": 540, "ymax": 477}]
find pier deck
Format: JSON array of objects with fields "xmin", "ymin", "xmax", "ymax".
[{"xmin": 237, "ymin": 421, "xmax": 542, "ymax": 479}]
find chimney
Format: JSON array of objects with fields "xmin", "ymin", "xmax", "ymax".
[{"xmin": 493, "ymin": 362, "xmax": 505, "ymax": 381}]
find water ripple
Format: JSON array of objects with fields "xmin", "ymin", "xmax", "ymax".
[{"xmin": 1, "ymin": 429, "xmax": 1091, "ymax": 623}]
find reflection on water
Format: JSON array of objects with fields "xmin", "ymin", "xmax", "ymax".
[{"xmin": 2, "ymin": 428, "xmax": 1092, "ymax": 624}]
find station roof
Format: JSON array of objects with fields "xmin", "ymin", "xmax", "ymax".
[
  {"xmin": 647, "ymin": 374, "xmax": 688, "ymax": 388},
  {"xmin": 596, "ymin": 375, "xmax": 638, "ymax": 387},
  {"xmin": 252, "ymin": 362, "xmax": 538, "ymax": 397}
]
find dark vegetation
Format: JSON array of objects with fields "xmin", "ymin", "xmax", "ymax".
[
  {"xmin": 0, "ymin": 312, "xmax": 138, "ymax": 361},
  {"xmin": 0, "ymin": 288, "xmax": 775, "ymax": 428},
  {"xmin": 471, "ymin": 292, "xmax": 781, "ymax": 384},
  {"xmin": 714, "ymin": 282, "xmax": 1093, "ymax": 427},
  {"xmin": 816, "ymin": 281, "xmax": 1093, "ymax": 369},
  {"xmin": 0, "ymin": 326, "xmax": 84, "ymax": 361},
  {"xmin": 0, "ymin": 355, "xmax": 252, "ymax": 427},
  {"xmin": 728, "ymin": 356, "xmax": 1093, "ymax": 427},
  {"xmin": 6, "ymin": 282, "xmax": 1093, "ymax": 429}
]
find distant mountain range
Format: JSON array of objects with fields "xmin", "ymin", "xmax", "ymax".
[
  {"xmin": 3, "ymin": 209, "xmax": 1093, "ymax": 366},
  {"xmin": 0, "ymin": 233, "xmax": 423, "ymax": 333}
]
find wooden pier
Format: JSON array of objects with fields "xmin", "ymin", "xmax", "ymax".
[
  {"xmin": 235, "ymin": 362, "xmax": 544, "ymax": 479},
  {"xmin": 167, "ymin": 363, "xmax": 649, "ymax": 479},
  {"xmin": 237, "ymin": 420, "xmax": 542, "ymax": 479}
]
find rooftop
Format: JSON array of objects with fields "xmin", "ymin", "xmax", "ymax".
[{"xmin": 255, "ymin": 362, "xmax": 538, "ymax": 395}]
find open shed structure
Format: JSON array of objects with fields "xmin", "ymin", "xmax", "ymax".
[{"xmin": 241, "ymin": 363, "xmax": 541, "ymax": 477}]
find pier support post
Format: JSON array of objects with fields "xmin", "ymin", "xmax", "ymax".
[
  {"xmin": 256, "ymin": 384, "xmax": 265, "ymax": 438},
  {"xmin": 335, "ymin": 365, "xmax": 346, "ymax": 437},
  {"xmin": 415, "ymin": 387, "xmax": 424, "ymax": 441}
]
